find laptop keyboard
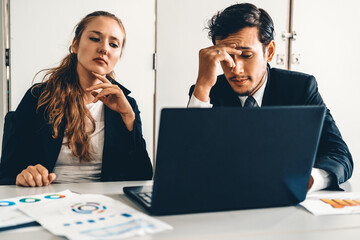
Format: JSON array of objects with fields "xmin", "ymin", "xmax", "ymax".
[{"xmin": 137, "ymin": 192, "xmax": 152, "ymax": 205}]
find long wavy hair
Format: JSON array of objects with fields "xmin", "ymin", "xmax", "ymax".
[{"xmin": 33, "ymin": 11, "xmax": 126, "ymax": 162}]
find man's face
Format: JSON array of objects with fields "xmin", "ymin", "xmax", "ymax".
[{"xmin": 216, "ymin": 27, "xmax": 274, "ymax": 96}]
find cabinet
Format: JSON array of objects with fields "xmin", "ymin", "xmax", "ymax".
[{"xmin": 291, "ymin": 0, "xmax": 360, "ymax": 180}]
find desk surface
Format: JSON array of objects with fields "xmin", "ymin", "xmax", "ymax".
[{"xmin": 1, "ymin": 179, "xmax": 360, "ymax": 240}]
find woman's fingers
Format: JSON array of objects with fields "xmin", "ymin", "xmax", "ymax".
[
  {"xmin": 27, "ymin": 165, "xmax": 50, "ymax": 186},
  {"xmin": 91, "ymin": 86, "xmax": 124, "ymax": 103},
  {"xmin": 87, "ymin": 72, "xmax": 132, "ymax": 118},
  {"xmin": 36, "ymin": 164, "xmax": 51, "ymax": 186},
  {"xmin": 86, "ymin": 76, "xmax": 122, "ymax": 103},
  {"xmin": 91, "ymin": 72, "xmax": 111, "ymax": 83},
  {"xmin": 22, "ymin": 170, "xmax": 37, "ymax": 187},
  {"xmin": 15, "ymin": 164, "xmax": 53, "ymax": 187},
  {"xmin": 16, "ymin": 174, "xmax": 29, "ymax": 187},
  {"xmin": 86, "ymin": 83, "xmax": 112, "ymax": 92},
  {"xmin": 49, "ymin": 173, "xmax": 57, "ymax": 183},
  {"xmin": 95, "ymin": 88, "xmax": 119, "ymax": 99}
]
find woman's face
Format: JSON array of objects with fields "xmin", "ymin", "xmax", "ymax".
[{"xmin": 72, "ymin": 16, "xmax": 124, "ymax": 77}]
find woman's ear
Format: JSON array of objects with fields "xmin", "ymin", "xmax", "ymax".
[
  {"xmin": 266, "ymin": 40, "xmax": 275, "ymax": 62},
  {"xmin": 71, "ymin": 39, "xmax": 78, "ymax": 54}
]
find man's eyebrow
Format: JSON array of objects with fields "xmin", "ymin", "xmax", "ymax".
[
  {"xmin": 236, "ymin": 46, "xmax": 252, "ymax": 50},
  {"xmin": 89, "ymin": 30, "xmax": 120, "ymax": 42}
]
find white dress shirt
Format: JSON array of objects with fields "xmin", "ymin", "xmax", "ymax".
[
  {"xmin": 53, "ymin": 101, "xmax": 105, "ymax": 183},
  {"xmin": 188, "ymin": 77, "xmax": 330, "ymax": 192}
]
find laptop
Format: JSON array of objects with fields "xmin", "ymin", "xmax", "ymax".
[{"xmin": 124, "ymin": 106, "xmax": 325, "ymax": 215}]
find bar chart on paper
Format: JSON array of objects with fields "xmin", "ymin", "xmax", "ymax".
[
  {"xmin": 301, "ymin": 192, "xmax": 360, "ymax": 215},
  {"xmin": 321, "ymin": 198, "xmax": 360, "ymax": 208}
]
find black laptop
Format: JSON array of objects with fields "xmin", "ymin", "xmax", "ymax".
[{"xmin": 124, "ymin": 106, "xmax": 325, "ymax": 215}]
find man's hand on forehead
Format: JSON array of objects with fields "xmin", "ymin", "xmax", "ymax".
[
  {"xmin": 194, "ymin": 43, "xmax": 243, "ymax": 101},
  {"xmin": 211, "ymin": 43, "xmax": 242, "ymax": 68}
]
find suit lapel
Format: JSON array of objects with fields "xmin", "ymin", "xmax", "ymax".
[
  {"xmin": 262, "ymin": 64, "xmax": 278, "ymax": 107},
  {"xmin": 262, "ymin": 65, "xmax": 272, "ymax": 106},
  {"xmin": 101, "ymin": 81, "xmax": 132, "ymax": 180}
]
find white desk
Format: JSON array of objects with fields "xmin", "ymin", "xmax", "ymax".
[{"xmin": 1, "ymin": 180, "xmax": 360, "ymax": 240}]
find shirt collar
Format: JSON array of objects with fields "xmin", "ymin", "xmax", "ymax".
[{"xmin": 238, "ymin": 72, "xmax": 268, "ymax": 107}]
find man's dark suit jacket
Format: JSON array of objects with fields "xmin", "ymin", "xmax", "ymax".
[
  {"xmin": 0, "ymin": 81, "xmax": 153, "ymax": 185},
  {"xmin": 189, "ymin": 64, "xmax": 353, "ymax": 190}
]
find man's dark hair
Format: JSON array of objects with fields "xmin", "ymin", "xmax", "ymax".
[{"xmin": 207, "ymin": 3, "xmax": 274, "ymax": 51}]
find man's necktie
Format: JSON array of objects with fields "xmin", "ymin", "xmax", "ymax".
[{"xmin": 244, "ymin": 96, "xmax": 258, "ymax": 107}]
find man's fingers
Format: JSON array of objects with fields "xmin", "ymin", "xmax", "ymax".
[
  {"xmin": 221, "ymin": 48, "xmax": 242, "ymax": 67},
  {"xmin": 307, "ymin": 175, "xmax": 314, "ymax": 191},
  {"xmin": 209, "ymin": 47, "xmax": 241, "ymax": 68},
  {"xmin": 222, "ymin": 47, "xmax": 242, "ymax": 56},
  {"xmin": 223, "ymin": 53, "xmax": 236, "ymax": 68},
  {"xmin": 213, "ymin": 43, "xmax": 242, "ymax": 55},
  {"xmin": 49, "ymin": 173, "xmax": 56, "ymax": 183}
]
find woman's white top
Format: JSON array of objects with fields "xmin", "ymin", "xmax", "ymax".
[{"xmin": 53, "ymin": 101, "xmax": 105, "ymax": 183}]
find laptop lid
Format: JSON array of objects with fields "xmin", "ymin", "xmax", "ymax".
[{"xmin": 137, "ymin": 106, "xmax": 325, "ymax": 215}]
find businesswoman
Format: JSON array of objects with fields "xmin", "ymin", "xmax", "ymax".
[{"xmin": 0, "ymin": 11, "xmax": 153, "ymax": 186}]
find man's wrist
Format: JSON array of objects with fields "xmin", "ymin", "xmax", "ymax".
[
  {"xmin": 188, "ymin": 93, "xmax": 212, "ymax": 108},
  {"xmin": 193, "ymin": 84, "xmax": 211, "ymax": 102},
  {"xmin": 307, "ymin": 175, "xmax": 314, "ymax": 191},
  {"xmin": 308, "ymin": 168, "xmax": 331, "ymax": 193}
]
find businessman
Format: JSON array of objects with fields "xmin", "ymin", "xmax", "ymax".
[{"xmin": 188, "ymin": 3, "xmax": 353, "ymax": 191}]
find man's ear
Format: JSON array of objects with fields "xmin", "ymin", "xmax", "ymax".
[
  {"xmin": 71, "ymin": 39, "xmax": 78, "ymax": 54},
  {"xmin": 266, "ymin": 40, "xmax": 275, "ymax": 62}
]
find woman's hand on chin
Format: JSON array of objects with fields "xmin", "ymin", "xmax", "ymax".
[{"xmin": 86, "ymin": 72, "xmax": 135, "ymax": 131}]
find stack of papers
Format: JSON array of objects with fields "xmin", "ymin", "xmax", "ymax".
[
  {"xmin": 1, "ymin": 190, "xmax": 172, "ymax": 239},
  {"xmin": 0, "ymin": 190, "xmax": 77, "ymax": 231},
  {"xmin": 301, "ymin": 191, "xmax": 360, "ymax": 215}
]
